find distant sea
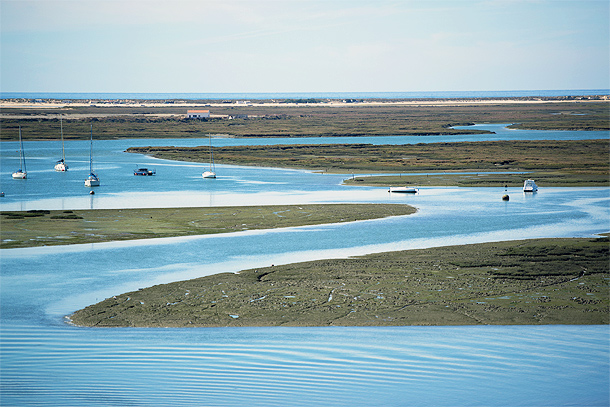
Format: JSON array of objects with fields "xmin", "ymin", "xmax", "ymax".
[{"xmin": 1, "ymin": 90, "xmax": 609, "ymax": 100}]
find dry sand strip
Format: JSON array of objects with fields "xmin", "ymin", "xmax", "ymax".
[
  {"xmin": 2, "ymin": 96, "xmax": 608, "ymax": 109},
  {"xmin": 69, "ymin": 236, "xmax": 609, "ymax": 328}
]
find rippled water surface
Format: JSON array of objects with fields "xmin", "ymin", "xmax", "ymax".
[
  {"xmin": 2, "ymin": 325, "xmax": 607, "ymax": 407},
  {"xmin": 1, "ymin": 126, "xmax": 609, "ymax": 406}
]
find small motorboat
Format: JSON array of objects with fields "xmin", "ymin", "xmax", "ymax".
[
  {"xmin": 134, "ymin": 167, "xmax": 156, "ymax": 176},
  {"xmin": 523, "ymin": 179, "xmax": 538, "ymax": 192},
  {"xmin": 389, "ymin": 186, "xmax": 419, "ymax": 193}
]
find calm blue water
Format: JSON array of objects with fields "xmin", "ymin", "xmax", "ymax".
[
  {"xmin": 1, "ymin": 126, "xmax": 609, "ymax": 406},
  {"xmin": 2, "ymin": 89, "xmax": 609, "ymax": 100},
  {"xmin": 1, "ymin": 124, "xmax": 607, "ymax": 211}
]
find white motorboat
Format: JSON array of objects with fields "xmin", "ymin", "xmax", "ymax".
[
  {"xmin": 84, "ymin": 125, "xmax": 100, "ymax": 187},
  {"xmin": 12, "ymin": 127, "xmax": 27, "ymax": 179},
  {"xmin": 54, "ymin": 118, "xmax": 68, "ymax": 171},
  {"xmin": 389, "ymin": 186, "xmax": 418, "ymax": 193},
  {"xmin": 202, "ymin": 134, "xmax": 216, "ymax": 179},
  {"xmin": 523, "ymin": 179, "xmax": 538, "ymax": 192}
]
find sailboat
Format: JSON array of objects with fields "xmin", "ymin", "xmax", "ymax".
[
  {"xmin": 84, "ymin": 125, "xmax": 100, "ymax": 187},
  {"xmin": 12, "ymin": 126, "xmax": 27, "ymax": 179},
  {"xmin": 202, "ymin": 134, "xmax": 216, "ymax": 179},
  {"xmin": 54, "ymin": 118, "xmax": 68, "ymax": 171}
]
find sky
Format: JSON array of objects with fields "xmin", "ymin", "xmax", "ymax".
[{"xmin": 1, "ymin": 0, "xmax": 608, "ymax": 93}]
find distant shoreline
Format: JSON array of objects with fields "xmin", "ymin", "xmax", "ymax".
[
  {"xmin": 2, "ymin": 98, "xmax": 607, "ymax": 141},
  {"xmin": 2, "ymin": 95, "xmax": 608, "ymax": 109}
]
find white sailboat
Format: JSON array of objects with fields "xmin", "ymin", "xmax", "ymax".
[
  {"xmin": 84, "ymin": 125, "xmax": 100, "ymax": 187},
  {"xmin": 12, "ymin": 126, "xmax": 27, "ymax": 179},
  {"xmin": 54, "ymin": 118, "xmax": 68, "ymax": 171},
  {"xmin": 202, "ymin": 134, "xmax": 216, "ymax": 179}
]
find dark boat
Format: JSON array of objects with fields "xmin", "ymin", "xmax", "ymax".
[{"xmin": 134, "ymin": 168, "xmax": 156, "ymax": 176}]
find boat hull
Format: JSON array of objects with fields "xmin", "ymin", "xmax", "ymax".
[
  {"xmin": 54, "ymin": 163, "xmax": 68, "ymax": 171},
  {"xmin": 12, "ymin": 171, "xmax": 27, "ymax": 179},
  {"xmin": 389, "ymin": 187, "xmax": 418, "ymax": 193},
  {"xmin": 523, "ymin": 179, "xmax": 538, "ymax": 192},
  {"xmin": 134, "ymin": 168, "xmax": 155, "ymax": 176},
  {"xmin": 85, "ymin": 174, "xmax": 100, "ymax": 187},
  {"xmin": 202, "ymin": 171, "xmax": 216, "ymax": 179}
]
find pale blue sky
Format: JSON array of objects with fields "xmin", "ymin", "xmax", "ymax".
[{"xmin": 1, "ymin": 0, "xmax": 608, "ymax": 93}]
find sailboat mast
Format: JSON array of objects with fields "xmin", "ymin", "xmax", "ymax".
[
  {"xmin": 19, "ymin": 126, "xmax": 26, "ymax": 173},
  {"xmin": 60, "ymin": 118, "xmax": 65, "ymax": 161},
  {"xmin": 89, "ymin": 125, "xmax": 93, "ymax": 173},
  {"xmin": 209, "ymin": 134, "xmax": 214, "ymax": 171}
]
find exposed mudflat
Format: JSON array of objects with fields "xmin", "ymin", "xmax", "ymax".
[{"xmin": 70, "ymin": 236, "xmax": 609, "ymax": 328}]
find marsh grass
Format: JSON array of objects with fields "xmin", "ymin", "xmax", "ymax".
[
  {"xmin": 128, "ymin": 140, "xmax": 609, "ymax": 186},
  {"xmin": 2, "ymin": 100, "xmax": 608, "ymax": 140},
  {"xmin": 0, "ymin": 204, "xmax": 415, "ymax": 249}
]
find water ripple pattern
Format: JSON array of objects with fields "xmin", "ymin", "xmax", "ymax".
[{"xmin": 1, "ymin": 325, "xmax": 608, "ymax": 407}]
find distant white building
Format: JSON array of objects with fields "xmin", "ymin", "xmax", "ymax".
[{"xmin": 187, "ymin": 110, "xmax": 210, "ymax": 119}]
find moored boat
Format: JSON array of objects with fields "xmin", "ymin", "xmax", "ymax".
[
  {"xmin": 389, "ymin": 186, "xmax": 419, "ymax": 193},
  {"xmin": 84, "ymin": 125, "xmax": 100, "ymax": 187},
  {"xmin": 523, "ymin": 179, "xmax": 538, "ymax": 192},
  {"xmin": 12, "ymin": 127, "xmax": 27, "ymax": 179},
  {"xmin": 85, "ymin": 173, "xmax": 100, "ymax": 187},
  {"xmin": 202, "ymin": 134, "xmax": 216, "ymax": 179},
  {"xmin": 134, "ymin": 168, "xmax": 156, "ymax": 176},
  {"xmin": 55, "ymin": 159, "xmax": 68, "ymax": 172},
  {"xmin": 54, "ymin": 118, "xmax": 68, "ymax": 171}
]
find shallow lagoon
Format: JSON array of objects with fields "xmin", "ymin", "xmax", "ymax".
[{"xmin": 1, "ymin": 125, "xmax": 609, "ymax": 406}]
